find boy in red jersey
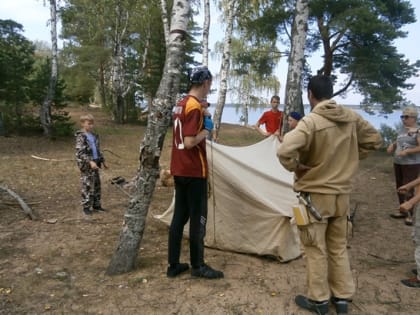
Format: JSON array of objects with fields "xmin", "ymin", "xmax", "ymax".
[
  {"xmin": 167, "ymin": 66, "xmax": 224, "ymax": 279},
  {"xmin": 254, "ymin": 95, "xmax": 283, "ymax": 138}
]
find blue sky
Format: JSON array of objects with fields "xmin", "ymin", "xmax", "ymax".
[{"xmin": 1, "ymin": 0, "xmax": 419, "ymax": 106}]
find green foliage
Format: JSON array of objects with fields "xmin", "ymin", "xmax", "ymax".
[
  {"xmin": 0, "ymin": 19, "xmax": 74, "ymax": 136},
  {"xmin": 378, "ymin": 123, "xmax": 398, "ymax": 148},
  {"xmin": 0, "ymin": 19, "xmax": 35, "ymax": 131},
  {"xmin": 28, "ymin": 56, "xmax": 74, "ymax": 137},
  {"xmin": 59, "ymin": 0, "xmax": 200, "ymax": 123},
  {"xmin": 51, "ymin": 110, "xmax": 74, "ymax": 137},
  {"xmin": 308, "ymin": 0, "xmax": 419, "ymax": 111},
  {"xmin": 29, "ymin": 57, "xmax": 65, "ymax": 107},
  {"xmin": 219, "ymin": 37, "xmax": 280, "ymax": 123},
  {"xmin": 235, "ymin": 0, "xmax": 419, "ymax": 113}
]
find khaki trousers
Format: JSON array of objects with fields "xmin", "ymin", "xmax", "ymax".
[
  {"xmin": 414, "ymin": 204, "xmax": 420, "ymax": 279},
  {"xmin": 298, "ymin": 193, "xmax": 355, "ymax": 301}
]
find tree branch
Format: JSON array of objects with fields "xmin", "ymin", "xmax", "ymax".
[{"xmin": 0, "ymin": 185, "xmax": 37, "ymax": 220}]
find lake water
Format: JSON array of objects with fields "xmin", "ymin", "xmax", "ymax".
[{"xmin": 208, "ymin": 105, "xmax": 403, "ymax": 130}]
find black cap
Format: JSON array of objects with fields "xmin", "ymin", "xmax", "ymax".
[{"xmin": 189, "ymin": 66, "xmax": 212, "ymax": 84}]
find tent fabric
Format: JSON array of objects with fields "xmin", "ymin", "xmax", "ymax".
[{"xmin": 155, "ymin": 136, "xmax": 302, "ymax": 262}]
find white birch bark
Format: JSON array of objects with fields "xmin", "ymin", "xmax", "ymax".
[
  {"xmin": 160, "ymin": 0, "xmax": 170, "ymax": 45},
  {"xmin": 40, "ymin": 0, "xmax": 58, "ymax": 137},
  {"xmin": 110, "ymin": 3, "xmax": 129, "ymax": 123},
  {"xmin": 283, "ymin": 0, "xmax": 309, "ymax": 133},
  {"xmin": 107, "ymin": 0, "xmax": 190, "ymax": 275},
  {"xmin": 202, "ymin": 0, "xmax": 210, "ymax": 67},
  {"xmin": 213, "ymin": 0, "xmax": 237, "ymax": 139}
]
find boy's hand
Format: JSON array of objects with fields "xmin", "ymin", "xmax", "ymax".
[
  {"xmin": 89, "ymin": 161, "xmax": 99, "ymax": 170},
  {"xmin": 103, "ymin": 162, "xmax": 109, "ymax": 169},
  {"xmin": 203, "ymin": 109, "xmax": 211, "ymax": 117},
  {"xmin": 399, "ymin": 200, "xmax": 414, "ymax": 212},
  {"xmin": 397, "ymin": 185, "xmax": 409, "ymax": 194}
]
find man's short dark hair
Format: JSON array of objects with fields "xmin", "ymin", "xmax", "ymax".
[
  {"xmin": 271, "ymin": 95, "xmax": 280, "ymax": 103},
  {"xmin": 189, "ymin": 66, "xmax": 212, "ymax": 85},
  {"xmin": 307, "ymin": 75, "xmax": 333, "ymax": 100}
]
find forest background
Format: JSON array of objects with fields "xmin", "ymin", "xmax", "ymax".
[{"xmin": 1, "ymin": 0, "xmax": 420, "ymax": 138}]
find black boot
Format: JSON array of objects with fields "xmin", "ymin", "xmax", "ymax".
[
  {"xmin": 295, "ymin": 295, "xmax": 329, "ymax": 315},
  {"xmin": 331, "ymin": 297, "xmax": 349, "ymax": 315},
  {"xmin": 83, "ymin": 207, "xmax": 93, "ymax": 215},
  {"xmin": 93, "ymin": 205, "xmax": 106, "ymax": 212},
  {"xmin": 167, "ymin": 263, "xmax": 189, "ymax": 277},
  {"xmin": 191, "ymin": 264, "xmax": 224, "ymax": 279}
]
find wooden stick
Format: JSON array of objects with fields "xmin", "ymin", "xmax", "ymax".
[
  {"xmin": 31, "ymin": 154, "xmax": 74, "ymax": 162},
  {"xmin": 0, "ymin": 185, "xmax": 37, "ymax": 220},
  {"xmin": 102, "ymin": 149, "xmax": 122, "ymax": 159}
]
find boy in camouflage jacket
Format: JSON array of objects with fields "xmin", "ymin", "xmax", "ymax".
[{"xmin": 75, "ymin": 114, "xmax": 108, "ymax": 215}]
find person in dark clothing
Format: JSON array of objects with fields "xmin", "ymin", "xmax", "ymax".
[{"xmin": 167, "ymin": 66, "xmax": 224, "ymax": 279}]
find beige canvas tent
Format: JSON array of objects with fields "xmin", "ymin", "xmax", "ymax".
[{"xmin": 155, "ymin": 136, "xmax": 301, "ymax": 262}]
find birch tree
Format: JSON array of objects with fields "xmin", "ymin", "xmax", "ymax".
[
  {"xmin": 282, "ymin": 0, "xmax": 308, "ymax": 133},
  {"xmin": 107, "ymin": 0, "xmax": 190, "ymax": 275},
  {"xmin": 40, "ymin": 0, "xmax": 58, "ymax": 137},
  {"xmin": 226, "ymin": 38, "xmax": 280, "ymax": 126},
  {"xmin": 201, "ymin": 0, "xmax": 210, "ymax": 67},
  {"xmin": 160, "ymin": 0, "xmax": 170, "ymax": 45},
  {"xmin": 110, "ymin": 1, "xmax": 130, "ymax": 123},
  {"xmin": 212, "ymin": 0, "xmax": 237, "ymax": 139}
]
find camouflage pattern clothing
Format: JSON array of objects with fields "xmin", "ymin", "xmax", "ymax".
[{"xmin": 75, "ymin": 130, "xmax": 105, "ymax": 209}]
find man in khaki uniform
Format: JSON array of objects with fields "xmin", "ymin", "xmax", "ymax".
[{"xmin": 277, "ymin": 75, "xmax": 382, "ymax": 315}]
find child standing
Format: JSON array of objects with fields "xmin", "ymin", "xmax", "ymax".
[
  {"xmin": 75, "ymin": 114, "xmax": 108, "ymax": 215},
  {"xmin": 398, "ymin": 176, "xmax": 420, "ymax": 287}
]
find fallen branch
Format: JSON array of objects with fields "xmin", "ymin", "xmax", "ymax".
[
  {"xmin": 2, "ymin": 200, "xmax": 42, "ymax": 206},
  {"xmin": 0, "ymin": 185, "xmax": 37, "ymax": 220},
  {"xmin": 367, "ymin": 253, "xmax": 412, "ymax": 264},
  {"xmin": 31, "ymin": 154, "xmax": 74, "ymax": 162},
  {"xmin": 102, "ymin": 149, "xmax": 122, "ymax": 159}
]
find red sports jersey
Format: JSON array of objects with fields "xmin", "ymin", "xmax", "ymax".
[
  {"xmin": 258, "ymin": 110, "xmax": 283, "ymax": 133},
  {"xmin": 170, "ymin": 95, "xmax": 208, "ymax": 178}
]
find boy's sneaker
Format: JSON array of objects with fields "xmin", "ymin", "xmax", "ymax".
[
  {"xmin": 83, "ymin": 208, "xmax": 93, "ymax": 215},
  {"xmin": 412, "ymin": 269, "xmax": 418, "ymax": 276},
  {"xmin": 166, "ymin": 263, "xmax": 189, "ymax": 278},
  {"xmin": 401, "ymin": 277, "xmax": 420, "ymax": 288},
  {"xmin": 93, "ymin": 206, "xmax": 106, "ymax": 212},
  {"xmin": 331, "ymin": 297, "xmax": 349, "ymax": 315},
  {"xmin": 295, "ymin": 295, "xmax": 329, "ymax": 315},
  {"xmin": 191, "ymin": 264, "xmax": 224, "ymax": 279}
]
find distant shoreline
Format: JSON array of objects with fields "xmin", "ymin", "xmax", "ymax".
[{"xmin": 222, "ymin": 103, "xmax": 377, "ymax": 110}]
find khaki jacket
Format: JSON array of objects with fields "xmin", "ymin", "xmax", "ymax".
[{"xmin": 277, "ymin": 100, "xmax": 382, "ymax": 194}]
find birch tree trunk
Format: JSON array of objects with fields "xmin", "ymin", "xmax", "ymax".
[
  {"xmin": 160, "ymin": 0, "xmax": 170, "ymax": 45},
  {"xmin": 283, "ymin": 0, "xmax": 309, "ymax": 133},
  {"xmin": 202, "ymin": 0, "xmax": 210, "ymax": 67},
  {"xmin": 40, "ymin": 0, "xmax": 58, "ymax": 137},
  {"xmin": 111, "ymin": 2, "xmax": 129, "ymax": 124},
  {"xmin": 213, "ymin": 0, "xmax": 237, "ymax": 140},
  {"xmin": 98, "ymin": 62, "xmax": 107, "ymax": 107},
  {"xmin": 106, "ymin": 0, "xmax": 190, "ymax": 275}
]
